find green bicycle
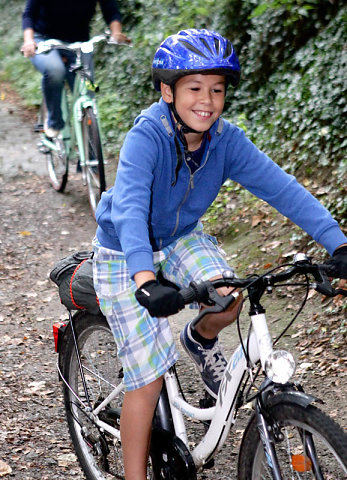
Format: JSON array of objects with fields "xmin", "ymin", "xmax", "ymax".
[{"xmin": 36, "ymin": 34, "xmax": 123, "ymax": 215}]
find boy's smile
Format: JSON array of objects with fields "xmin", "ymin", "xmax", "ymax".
[{"xmin": 161, "ymin": 73, "xmax": 226, "ymax": 136}]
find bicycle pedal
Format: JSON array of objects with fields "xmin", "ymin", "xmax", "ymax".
[
  {"xmin": 199, "ymin": 392, "xmax": 216, "ymax": 408},
  {"xmin": 34, "ymin": 123, "xmax": 44, "ymax": 133},
  {"xmin": 38, "ymin": 143, "xmax": 50, "ymax": 154},
  {"xmin": 203, "ymin": 458, "xmax": 215, "ymax": 470}
]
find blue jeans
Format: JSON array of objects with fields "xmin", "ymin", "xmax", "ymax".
[{"xmin": 31, "ymin": 34, "xmax": 93, "ymax": 130}]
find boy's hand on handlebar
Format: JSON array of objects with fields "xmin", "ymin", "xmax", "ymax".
[
  {"xmin": 135, "ymin": 280, "xmax": 185, "ymax": 317},
  {"xmin": 325, "ymin": 245, "xmax": 347, "ymax": 279}
]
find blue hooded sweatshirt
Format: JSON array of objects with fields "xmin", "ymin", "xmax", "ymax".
[{"xmin": 95, "ymin": 98, "xmax": 347, "ymax": 278}]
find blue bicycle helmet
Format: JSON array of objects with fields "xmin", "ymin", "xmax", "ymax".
[{"xmin": 152, "ymin": 29, "xmax": 240, "ymax": 91}]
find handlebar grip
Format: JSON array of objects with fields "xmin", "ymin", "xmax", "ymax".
[
  {"xmin": 334, "ymin": 288, "xmax": 347, "ymax": 297},
  {"xmin": 179, "ymin": 287, "xmax": 197, "ymax": 305},
  {"xmin": 318, "ymin": 263, "xmax": 336, "ymax": 276}
]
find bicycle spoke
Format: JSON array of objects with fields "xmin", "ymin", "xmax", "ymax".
[{"xmin": 238, "ymin": 403, "xmax": 347, "ymax": 479}]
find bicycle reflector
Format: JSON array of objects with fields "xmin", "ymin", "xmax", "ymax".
[
  {"xmin": 265, "ymin": 349, "xmax": 296, "ymax": 384},
  {"xmin": 52, "ymin": 321, "xmax": 67, "ymax": 353},
  {"xmin": 291, "ymin": 454, "xmax": 312, "ymax": 472}
]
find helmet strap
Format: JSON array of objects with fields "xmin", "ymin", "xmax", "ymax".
[{"xmin": 169, "ymin": 85, "xmax": 202, "ymax": 135}]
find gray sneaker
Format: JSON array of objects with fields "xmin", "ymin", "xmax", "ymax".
[{"xmin": 180, "ymin": 322, "xmax": 227, "ymax": 399}]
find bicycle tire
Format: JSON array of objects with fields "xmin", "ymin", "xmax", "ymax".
[
  {"xmin": 62, "ymin": 311, "xmax": 161, "ymax": 480},
  {"xmin": 81, "ymin": 107, "xmax": 106, "ymax": 215},
  {"xmin": 40, "ymin": 100, "xmax": 69, "ymax": 192},
  {"xmin": 237, "ymin": 402, "xmax": 347, "ymax": 479},
  {"xmin": 62, "ymin": 312, "xmax": 125, "ymax": 479}
]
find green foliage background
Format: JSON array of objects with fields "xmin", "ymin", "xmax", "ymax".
[{"xmin": 0, "ymin": 0, "xmax": 346, "ymax": 226}]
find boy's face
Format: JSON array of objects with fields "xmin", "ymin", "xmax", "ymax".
[{"xmin": 161, "ymin": 74, "xmax": 226, "ymax": 132}]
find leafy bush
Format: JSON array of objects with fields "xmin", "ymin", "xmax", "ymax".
[
  {"xmin": 231, "ymin": 6, "xmax": 347, "ymax": 226},
  {"xmin": 1, "ymin": 0, "xmax": 346, "ymax": 226}
]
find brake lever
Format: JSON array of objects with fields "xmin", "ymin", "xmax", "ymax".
[
  {"xmin": 190, "ymin": 305, "xmax": 224, "ymax": 330},
  {"xmin": 312, "ymin": 268, "xmax": 335, "ymax": 297},
  {"xmin": 334, "ymin": 288, "xmax": 347, "ymax": 297},
  {"xmin": 207, "ymin": 284, "xmax": 238, "ymax": 309},
  {"xmin": 189, "ymin": 283, "xmax": 238, "ymax": 330}
]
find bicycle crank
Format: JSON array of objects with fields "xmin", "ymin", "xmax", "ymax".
[{"xmin": 150, "ymin": 428, "xmax": 196, "ymax": 479}]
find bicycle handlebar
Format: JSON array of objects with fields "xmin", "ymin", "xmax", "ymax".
[
  {"xmin": 36, "ymin": 34, "xmax": 132, "ymax": 55},
  {"xmin": 178, "ymin": 254, "xmax": 347, "ymax": 307}
]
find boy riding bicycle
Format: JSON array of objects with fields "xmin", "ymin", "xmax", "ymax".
[{"xmin": 92, "ymin": 29, "xmax": 347, "ymax": 479}]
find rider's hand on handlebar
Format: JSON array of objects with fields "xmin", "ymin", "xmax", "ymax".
[
  {"xmin": 21, "ymin": 40, "xmax": 37, "ymax": 57},
  {"xmin": 324, "ymin": 245, "xmax": 347, "ymax": 279},
  {"xmin": 135, "ymin": 280, "xmax": 185, "ymax": 317},
  {"xmin": 110, "ymin": 32, "xmax": 131, "ymax": 45}
]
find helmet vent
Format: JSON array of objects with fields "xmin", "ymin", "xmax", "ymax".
[
  {"xmin": 179, "ymin": 40, "xmax": 208, "ymax": 59},
  {"xmin": 199, "ymin": 37, "xmax": 213, "ymax": 55},
  {"xmin": 223, "ymin": 41, "xmax": 232, "ymax": 59},
  {"xmin": 214, "ymin": 38, "xmax": 221, "ymax": 55}
]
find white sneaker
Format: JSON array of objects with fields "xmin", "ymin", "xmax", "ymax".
[{"xmin": 44, "ymin": 120, "xmax": 60, "ymax": 138}]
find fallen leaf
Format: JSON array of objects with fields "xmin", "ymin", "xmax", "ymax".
[
  {"xmin": 0, "ymin": 460, "xmax": 12, "ymax": 476},
  {"xmin": 265, "ymin": 240, "xmax": 282, "ymax": 250},
  {"xmin": 251, "ymin": 215, "xmax": 262, "ymax": 227},
  {"xmin": 307, "ymin": 289, "xmax": 317, "ymax": 300}
]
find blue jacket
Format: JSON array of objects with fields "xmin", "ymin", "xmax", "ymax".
[{"xmin": 96, "ymin": 98, "xmax": 347, "ymax": 278}]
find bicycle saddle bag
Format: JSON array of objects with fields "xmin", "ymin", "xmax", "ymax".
[{"xmin": 50, "ymin": 251, "xmax": 100, "ymax": 315}]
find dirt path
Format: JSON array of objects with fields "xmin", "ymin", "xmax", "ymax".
[
  {"xmin": 0, "ymin": 90, "xmax": 99, "ymax": 478},
  {"xmin": 0, "ymin": 90, "xmax": 346, "ymax": 479}
]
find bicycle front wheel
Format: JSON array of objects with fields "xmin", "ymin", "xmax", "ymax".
[
  {"xmin": 238, "ymin": 402, "xmax": 347, "ymax": 479},
  {"xmin": 81, "ymin": 107, "xmax": 106, "ymax": 215},
  {"xmin": 46, "ymin": 137, "xmax": 69, "ymax": 192},
  {"xmin": 40, "ymin": 100, "xmax": 68, "ymax": 192},
  {"xmin": 62, "ymin": 312, "xmax": 125, "ymax": 479}
]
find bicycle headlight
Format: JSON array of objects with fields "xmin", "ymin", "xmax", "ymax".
[{"xmin": 265, "ymin": 350, "xmax": 296, "ymax": 384}]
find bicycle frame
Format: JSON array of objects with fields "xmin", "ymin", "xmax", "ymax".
[
  {"xmin": 60, "ymin": 306, "xmax": 271, "ymax": 471},
  {"xmin": 55, "ymin": 256, "xmax": 347, "ymax": 478},
  {"xmin": 164, "ymin": 315, "xmax": 262, "ymax": 470},
  {"xmin": 55, "ymin": 255, "xmax": 347, "ymax": 480}
]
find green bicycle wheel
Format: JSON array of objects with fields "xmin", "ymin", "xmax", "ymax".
[{"xmin": 81, "ymin": 107, "xmax": 106, "ymax": 216}]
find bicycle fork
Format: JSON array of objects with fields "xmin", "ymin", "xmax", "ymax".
[
  {"xmin": 249, "ymin": 299, "xmax": 324, "ymax": 479},
  {"xmin": 255, "ymin": 399, "xmax": 284, "ymax": 480}
]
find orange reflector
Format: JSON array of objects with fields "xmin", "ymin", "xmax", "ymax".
[
  {"xmin": 291, "ymin": 454, "xmax": 312, "ymax": 472},
  {"xmin": 88, "ymin": 118, "xmax": 92, "ymax": 126}
]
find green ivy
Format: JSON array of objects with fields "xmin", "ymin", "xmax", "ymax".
[
  {"xmin": 232, "ymin": 6, "xmax": 347, "ymax": 226},
  {"xmin": 1, "ymin": 0, "xmax": 346, "ymax": 226}
]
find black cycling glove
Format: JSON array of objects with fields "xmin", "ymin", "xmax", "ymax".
[
  {"xmin": 135, "ymin": 280, "xmax": 185, "ymax": 317},
  {"xmin": 325, "ymin": 245, "xmax": 347, "ymax": 279}
]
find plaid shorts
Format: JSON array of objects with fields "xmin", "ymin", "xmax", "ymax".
[{"xmin": 92, "ymin": 227, "xmax": 232, "ymax": 391}]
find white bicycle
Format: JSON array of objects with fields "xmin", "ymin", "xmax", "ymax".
[{"xmin": 52, "ymin": 253, "xmax": 347, "ymax": 479}]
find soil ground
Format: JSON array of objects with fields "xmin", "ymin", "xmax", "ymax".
[{"xmin": 0, "ymin": 86, "xmax": 346, "ymax": 479}]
